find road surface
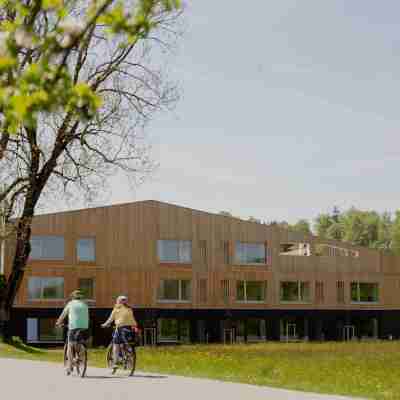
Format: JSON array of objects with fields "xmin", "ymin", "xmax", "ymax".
[{"xmin": 0, "ymin": 358, "xmax": 365, "ymax": 400}]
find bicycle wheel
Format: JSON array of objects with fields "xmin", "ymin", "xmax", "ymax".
[
  {"xmin": 126, "ymin": 345, "xmax": 136, "ymax": 377},
  {"xmin": 76, "ymin": 344, "xmax": 87, "ymax": 378},
  {"xmin": 63, "ymin": 343, "xmax": 69, "ymax": 372},
  {"xmin": 106, "ymin": 344, "xmax": 113, "ymax": 368}
]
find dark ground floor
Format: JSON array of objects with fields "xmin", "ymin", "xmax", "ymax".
[{"xmin": 9, "ymin": 308, "xmax": 400, "ymax": 346}]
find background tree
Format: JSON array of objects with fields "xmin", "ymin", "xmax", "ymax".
[
  {"xmin": 391, "ymin": 211, "xmax": 400, "ymax": 255},
  {"xmin": 314, "ymin": 213, "xmax": 333, "ymax": 238},
  {"xmin": 341, "ymin": 209, "xmax": 380, "ymax": 247},
  {"xmin": 374, "ymin": 211, "xmax": 392, "ymax": 251},
  {"xmin": 290, "ymin": 219, "xmax": 312, "ymax": 235},
  {"xmin": 0, "ymin": 0, "xmax": 182, "ymax": 340}
]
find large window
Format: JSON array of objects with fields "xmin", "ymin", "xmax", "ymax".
[
  {"xmin": 235, "ymin": 242, "xmax": 266, "ymax": 264},
  {"xmin": 351, "ymin": 282, "xmax": 379, "ymax": 303},
  {"xmin": 158, "ymin": 279, "xmax": 191, "ymax": 302},
  {"xmin": 27, "ymin": 318, "xmax": 63, "ymax": 343},
  {"xmin": 78, "ymin": 278, "xmax": 95, "ymax": 300},
  {"xmin": 280, "ymin": 281, "xmax": 310, "ymax": 302},
  {"xmin": 28, "ymin": 277, "xmax": 64, "ymax": 300},
  {"xmin": 77, "ymin": 238, "xmax": 95, "ymax": 262},
  {"xmin": 158, "ymin": 318, "xmax": 178, "ymax": 341},
  {"xmin": 247, "ymin": 318, "xmax": 267, "ymax": 342},
  {"xmin": 157, "ymin": 319, "xmax": 190, "ymax": 343},
  {"xmin": 157, "ymin": 240, "xmax": 192, "ymax": 263},
  {"xmin": 236, "ymin": 281, "xmax": 266, "ymax": 302},
  {"xmin": 30, "ymin": 236, "xmax": 64, "ymax": 260}
]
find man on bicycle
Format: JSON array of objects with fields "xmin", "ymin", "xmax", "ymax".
[
  {"xmin": 56, "ymin": 290, "xmax": 89, "ymax": 375},
  {"xmin": 101, "ymin": 295, "xmax": 138, "ymax": 372}
]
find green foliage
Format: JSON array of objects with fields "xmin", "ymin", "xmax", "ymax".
[
  {"xmin": 391, "ymin": 211, "xmax": 400, "ymax": 256},
  {"xmin": 0, "ymin": 0, "xmax": 181, "ymax": 134},
  {"xmin": 290, "ymin": 219, "xmax": 311, "ymax": 235},
  {"xmin": 288, "ymin": 207, "xmax": 400, "ymax": 253}
]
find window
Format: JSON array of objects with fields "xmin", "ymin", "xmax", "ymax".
[
  {"xmin": 247, "ymin": 318, "xmax": 266, "ymax": 342},
  {"xmin": 221, "ymin": 279, "xmax": 230, "ymax": 302},
  {"xmin": 280, "ymin": 243, "xmax": 310, "ymax": 256},
  {"xmin": 179, "ymin": 320, "xmax": 190, "ymax": 343},
  {"xmin": 39, "ymin": 318, "xmax": 63, "ymax": 342},
  {"xmin": 27, "ymin": 318, "xmax": 63, "ymax": 343},
  {"xmin": 199, "ymin": 279, "xmax": 207, "ymax": 303},
  {"xmin": 77, "ymin": 238, "xmax": 95, "ymax": 262},
  {"xmin": 157, "ymin": 240, "xmax": 192, "ymax": 263},
  {"xmin": 351, "ymin": 282, "xmax": 379, "ymax": 303},
  {"xmin": 236, "ymin": 281, "xmax": 266, "ymax": 302},
  {"xmin": 157, "ymin": 319, "xmax": 190, "ymax": 343},
  {"xmin": 280, "ymin": 281, "xmax": 310, "ymax": 302},
  {"xmin": 78, "ymin": 278, "xmax": 95, "ymax": 300},
  {"xmin": 158, "ymin": 279, "xmax": 191, "ymax": 302},
  {"xmin": 337, "ymin": 281, "xmax": 345, "ymax": 304},
  {"xmin": 235, "ymin": 242, "xmax": 266, "ymax": 264},
  {"xmin": 158, "ymin": 318, "xmax": 178, "ymax": 342},
  {"xmin": 199, "ymin": 240, "xmax": 207, "ymax": 264},
  {"xmin": 28, "ymin": 277, "xmax": 64, "ymax": 300},
  {"xmin": 315, "ymin": 281, "xmax": 324, "ymax": 304},
  {"xmin": 30, "ymin": 236, "xmax": 64, "ymax": 260}
]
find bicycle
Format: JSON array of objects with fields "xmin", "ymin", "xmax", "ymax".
[
  {"xmin": 105, "ymin": 327, "xmax": 138, "ymax": 376},
  {"xmin": 62, "ymin": 328, "xmax": 88, "ymax": 378}
]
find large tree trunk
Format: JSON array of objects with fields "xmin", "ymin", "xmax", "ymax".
[
  {"xmin": 0, "ymin": 214, "xmax": 33, "ymax": 342},
  {"xmin": 0, "ymin": 301, "xmax": 10, "ymax": 342}
]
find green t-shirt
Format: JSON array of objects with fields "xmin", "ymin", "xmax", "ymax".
[{"xmin": 64, "ymin": 300, "xmax": 89, "ymax": 330}]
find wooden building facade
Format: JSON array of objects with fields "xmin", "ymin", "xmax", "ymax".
[{"xmin": 4, "ymin": 200, "xmax": 400, "ymax": 345}]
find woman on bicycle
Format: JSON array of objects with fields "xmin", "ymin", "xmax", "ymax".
[{"xmin": 101, "ymin": 295, "xmax": 138, "ymax": 371}]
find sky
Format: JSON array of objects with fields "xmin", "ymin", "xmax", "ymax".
[{"xmin": 65, "ymin": 1, "xmax": 400, "ymax": 224}]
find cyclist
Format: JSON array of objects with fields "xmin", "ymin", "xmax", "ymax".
[
  {"xmin": 101, "ymin": 295, "xmax": 138, "ymax": 372},
  {"xmin": 56, "ymin": 290, "xmax": 89, "ymax": 375}
]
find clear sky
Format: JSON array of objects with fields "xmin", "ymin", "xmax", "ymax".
[{"xmin": 73, "ymin": 1, "xmax": 400, "ymax": 223}]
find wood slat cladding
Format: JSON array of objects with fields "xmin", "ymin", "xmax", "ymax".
[
  {"xmin": 315, "ymin": 281, "xmax": 324, "ymax": 304},
  {"xmin": 5, "ymin": 200, "xmax": 400, "ymax": 311}
]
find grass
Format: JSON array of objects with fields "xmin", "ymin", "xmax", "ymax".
[{"xmin": 1, "ymin": 340, "xmax": 400, "ymax": 399}]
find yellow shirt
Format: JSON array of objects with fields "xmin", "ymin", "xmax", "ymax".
[{"xmin": 106, "ymin": 305, "xmax": 137, "ymax": 328}]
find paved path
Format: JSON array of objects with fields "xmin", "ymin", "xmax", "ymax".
[{"xmin": 0, "ymin": 359, "xmax": 365, "ymax": 400}]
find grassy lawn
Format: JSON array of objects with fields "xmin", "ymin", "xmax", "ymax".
[{"xmin": 1, "ymin": 340, "xmax": 400, "ymax": 399}]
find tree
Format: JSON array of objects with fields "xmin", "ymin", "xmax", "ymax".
[
  {"xmin": 342, "ymin": 209, "xmax": 380, "ymax": 247},
  {"xmin": 291, "ymin": 219, "xmax": 312, "ymax": 235},
  {"xmin": 0, "ymin": 0, "xmax": 181, "ymax": 340},
  {"xmin": 314, "ymin": 213, "xmax": 333, "ymax": 238},
  {"xmin": 392, "ymin": 211, "xmax": 400, "ymax": 256},
  {"xmin": 375, "ymin": 211, "xmax": 393, "ymax": 251}
]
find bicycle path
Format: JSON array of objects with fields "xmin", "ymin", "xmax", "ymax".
[{"xmin": 0, "ymin": 358, "xmax": 365, "ymax": 400}]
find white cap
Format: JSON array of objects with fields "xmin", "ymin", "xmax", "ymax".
[{"xmin": 116, "ymin": 295, "xmax": 128, "ymax": 304}]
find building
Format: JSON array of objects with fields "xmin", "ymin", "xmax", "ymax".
[{"xmin": 4, "ymin": 200, "xmax": 400, "ymax": 346}]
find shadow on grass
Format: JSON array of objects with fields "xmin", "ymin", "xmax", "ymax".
[
  {"xmin": 9, "ymin": 340, "xmax": 44, "ymax": 355},
  {"xmin": 85, "ymin": 374, "xmax": 167, "ymax": 380},
  {"xmin": 130, "ymin": 374, "xmax": 167, "ymax": 379}
]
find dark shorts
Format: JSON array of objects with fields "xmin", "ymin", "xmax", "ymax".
[
  {"xmin": 112, "ymin": 326, "xmax": 135, "ymax": 345},
  {"xmin": 68, "ymin": 329, "xmax": 88, "ymax": 344}
]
